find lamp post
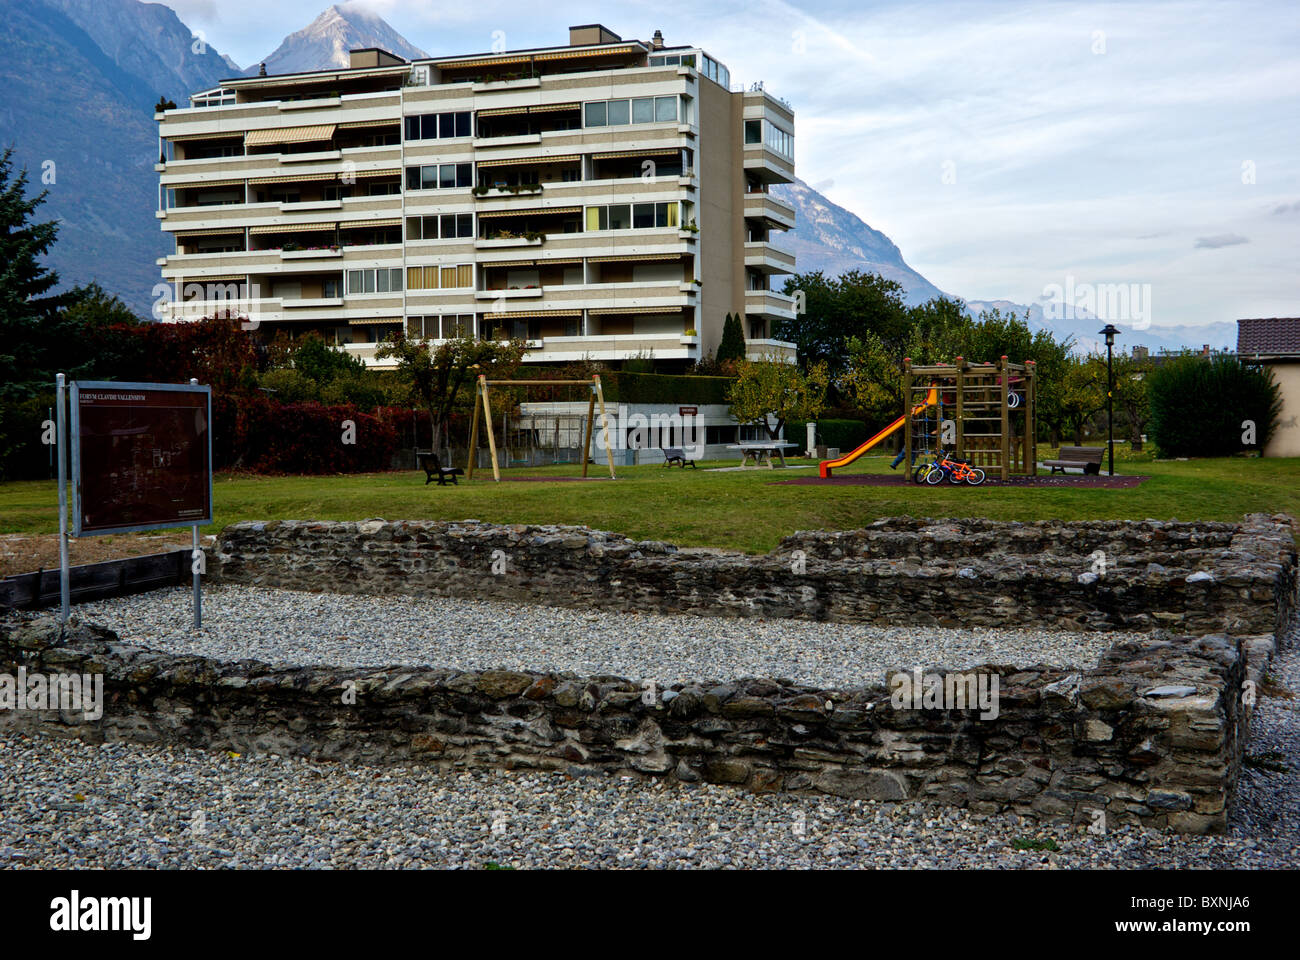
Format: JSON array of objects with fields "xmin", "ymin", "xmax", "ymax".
[{"xmin": 1099, "ymin": 324, "xmax": 1120, "ymax": 477}]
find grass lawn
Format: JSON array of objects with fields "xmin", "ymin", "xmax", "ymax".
[{"xmin": 2, "ymin": 446, "xmax": 1297, "ymax": 555}]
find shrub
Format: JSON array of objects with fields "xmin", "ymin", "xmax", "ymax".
[
  {"xmin": 1146, "ymin": 355, "xmax": 1282, "ymax": 457},
  {"xmin": 601, "ymin": 372, "xmax": 735, "ymax": 405}
]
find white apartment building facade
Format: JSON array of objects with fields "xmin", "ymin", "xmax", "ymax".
[{"xmin": 155, "ymin": 24, "xmax": 797, "ymax": 369}]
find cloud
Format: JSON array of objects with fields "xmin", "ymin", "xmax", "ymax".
[
  {"xmin": 1194, "ymin": 233, "xmax": 1249, "ymax": 249},
  {"xmin": 1273, "ymin": 201, "xmax": 1300, "ymax": 215}
]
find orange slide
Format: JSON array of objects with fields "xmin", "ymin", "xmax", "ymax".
[{"xmin": 819, "ymin": 388, "xmax": 938, "ymax": 478}]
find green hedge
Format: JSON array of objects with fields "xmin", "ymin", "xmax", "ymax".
[
  {"xmin": 786, "ymin": 419, "xmax": 870, "ymax": 451},
  {"xmin": 1147, "ymin": 355, "xmax": 1282, "ymax": 457},
  {"xmin": 601, "ymin": 372, "xmax": 736, "ymax": 405}
]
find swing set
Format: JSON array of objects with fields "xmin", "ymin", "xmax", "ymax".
[{"xmin": 466, "ymin": 374, "xmax": 617, "ymax": 481}]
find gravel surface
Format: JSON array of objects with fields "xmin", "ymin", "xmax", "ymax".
[
  {"xmin": 65, "ymin": 584, "xmax": 1124, "ymax": 686},
  {"xmin": 4, "ymin": 592, "xmax": 1294, "ymax": 869}
]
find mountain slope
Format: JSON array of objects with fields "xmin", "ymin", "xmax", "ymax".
[
  {"xmin": 41, "ymin": 0, "xmax": 238, "ymax": 100},
  {"xmin": 0, "ymin": 0, "xmax": 172, "ymax": 316},
  {"xmin": 249, "ymin": 2, "xmax": 428, "ymax": 75},
  {"xmin": 771, "ymin": 179, "xmax": 947, "ymax": 305}
]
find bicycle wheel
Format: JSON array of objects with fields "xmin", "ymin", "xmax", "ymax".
[
  {"xmin": 966, "ymin": 468, "xmax": 986, "ymax": 486},
  {"xmin": 912, "ymin": 463, "xmax": 928, "ymax": 484},
  {"xmin": 925, "ymin": 465, "xmax": 945, "ymax": 485},
  {"xmin": 947, "ymin": 467, "xmax": 964, "ymax": 484}
]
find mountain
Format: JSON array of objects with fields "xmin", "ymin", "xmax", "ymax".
[
  {"xmin": 248, "ymin": 3, "xmax": 428, "ymax": 76},
  {"xmin": 771, "ymin": 179, "xmax": 947, "ymax": 305},
  {"xmin": 41, "ymin": 0, "xmax": 238, "ymax": 100},
  {"xmin": 0, "ymin": 0, "xmax": 220, "ymax": 317}
]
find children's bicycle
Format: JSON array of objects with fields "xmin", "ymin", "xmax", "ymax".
[{"xmin": 922, "ymin": 452, "xmax": 986, "ymax": 486}]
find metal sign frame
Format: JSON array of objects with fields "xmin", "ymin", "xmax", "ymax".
[{"xmin": 69, "ymin": 380, "xmax": 214, "ymax": 537}]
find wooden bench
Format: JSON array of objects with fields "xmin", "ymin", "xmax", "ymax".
[
  {"xmin": 418, "ymin": 452, "xmax": 464, "ymax": 486},
  {"xmin": 1043, "ymin": 446, "xmax": 1103, "ymax": 475},
  {"xmin": 660, "ymin": 447, "xmax": 696, "ymax": 469}
]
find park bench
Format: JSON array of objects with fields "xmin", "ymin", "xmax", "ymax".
[
  {"xmin": 1043, "ymin": 446, "xmax": 1104, "ymax": 475},
  {"xmin": 418, "ymin": 451, "xmax": 464, "ymax": 486},
  {"xmin": 660, "ymin": 447, "xmax": 696, "ymax": 469}
]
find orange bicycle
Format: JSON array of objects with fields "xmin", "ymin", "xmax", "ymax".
[{"xmin": 923, "ymin": 452, "xmax": 986, "ymax": 486}]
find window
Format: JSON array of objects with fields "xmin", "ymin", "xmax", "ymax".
[
  {"xmin": 406, "ymin": 264, "xmax": 473, "ymax": 290},
  {"xmin": 365, "ymin": 180, "xmax": 400, "ymax": 196},
  {"xmin": 406, "ymin": 314, "xmax": 476, "ymax": 340},
  {"xmin": 745, "ymin": 120, "xmax": 762, "ymax": 145},
  {"xmin": 406, "ymin": 163, "xmax": 473, "ymax": 190},
  {"xmin": 606, "ymin": 99, "xmax": 630, "ymax": 126},
  {"xmin": 764, "ymin": 122, "xmax": 794, "ymax": 158},
  {"xmin": 585, "ymin": 202, "xmax": 679, "ymax": 231},
  {"xmin": 404, "ymin": 111, "xmax": 472, "ymax": 140},
  {"xmin": 584, "ymin": 96, "xmax": 676, "ymax": 128},
  {"xmin": 346, "ymin": 268, "xmax": 403, "ymax": 295},
  {"xmin": 322, "ymin": 278, "xmax": 341, "ymax": 297}
]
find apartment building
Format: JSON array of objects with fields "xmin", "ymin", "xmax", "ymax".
[{"xmin": 154, "ymin": 24, "xmax": 797, "ymax": 370}]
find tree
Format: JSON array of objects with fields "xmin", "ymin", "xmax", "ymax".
[
  {"xmin": 377, "ymin": 333, "xmax": 528, "ymax": 453},
  {"xmin": 777, "ymin": 270, "xmax": 908, "ymax": 373},
  {"xmin": 1146, "ymin": 354, "xmax": 1282, "ymax": 457},
  {"xmin": 716, "ymin": 312, "xmax": 746, "ymax": 365},
  {"xmin": 1056, "ymin": 356, "xmax": 1106, "ymax": 445},
  {"xmin": 1110, "ymin": 353, "xmax": 1153, "ymax": 449},
  {"xmin": 727, "ymin": 358, "xmax": 830, "ymax": 440},
  {"xmin": 0, "ymin": 147, "xmax": 77, "ymax": 399}
]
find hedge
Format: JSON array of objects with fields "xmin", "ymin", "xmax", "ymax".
[
  {"xmin": 1147, "ymin": 355, "xmax": 1282, "ymax": 457},
  {"xmin": 600, "ymin": 372, "xmax": 736, "ymax": 405},
  {"xmin": 786, "ymin": 418, "xmax": 871, "ymax": 451}
]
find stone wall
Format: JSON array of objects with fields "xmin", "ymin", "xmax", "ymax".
[
  {"xmin": 0, "ymin": 617, "xmax": 1252, "ymax": 834},
  {"xmin": 213, "ymin": 514, "xmax": 1297, "ymax": 639}
]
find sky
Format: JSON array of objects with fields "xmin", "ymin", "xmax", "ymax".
[{"xmin": 163, "ymin": 0, "xmax": 1300, "ymax": 330}]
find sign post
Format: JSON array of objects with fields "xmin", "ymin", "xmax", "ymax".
[
  {"xmin": 56, "ymin": 373, "xmax": 71, "ymax": 623},
  {"xmin": 58, "ymin": 379, "xmax": 214, "ymax": 629}
]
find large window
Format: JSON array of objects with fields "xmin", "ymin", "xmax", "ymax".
[
  {"xmin": 764, "ymin": 122, "xmax": 794, "ymax": 158},
  {"xmin": 585, "ymin": 202, "xmax": 679, "ymax": 231},
  {"xmin": 648, "ymin": 54, "xmax": 696, "ymax": 68},
  {"xmin": 584, "ymin": 96, "xmax": 677, "ymax": 128},
  {"xmin": 406, "ymin": 264, "xmax": 473, "ymax": 290},
  {"xmin": 406, "ymin": 214, "xmax": 474, "ymax": 240},
  {"xmin": 404, "ymin": 111, "xmax": 472, "ymax": 140},
  {"xmin": 406, "ymin": 314, "xmax": 475, "ymax": 339},
  {"xmin": 745, "ymin": 120, "xmax": 762, "ymax": 145},
  {"xmin": 345, "ymin": 268, "xmax": 404, "ymax": 295},
  {"xmin": 406, "ymin": 163, "xmax": 473, "ymax": 190}
]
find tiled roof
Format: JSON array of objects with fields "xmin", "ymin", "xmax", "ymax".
[{"xmin": 1237, "ymin": 317, "xmax": 1300, "ymax": 355}]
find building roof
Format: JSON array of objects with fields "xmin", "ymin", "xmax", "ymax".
[{"xmin": 1237, "ymin": 317, "xmax": 1300, "ymax": 356}]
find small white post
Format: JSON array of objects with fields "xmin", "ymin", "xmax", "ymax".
[
  {"xmin": 190, "ymin": 378, "xmax": 202, "ymax": 629},
  {"xmin": 806, "ymin": 421, "xmax": 817, "ymax": 458}
]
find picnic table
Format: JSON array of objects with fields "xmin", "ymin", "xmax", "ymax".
[{"xmin": 728, "ymin": 442, "xmax": 800, "ymax": 469}]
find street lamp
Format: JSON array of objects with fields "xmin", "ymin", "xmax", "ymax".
[{"xmin": 1099, "ymin": 324, "xmax": 1120, "ymax": 477}]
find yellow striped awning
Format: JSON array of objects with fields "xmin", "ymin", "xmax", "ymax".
[
  {"xmin": 244, "ymin": 124, "xmax": 335, "ymax": 146},
  {"xmin": 169, "ymin": 178, "xmax": 244, "ymax": 189},
  {"xmin": 478, "ymin": 205, "xmax": 580, "ymax": 219},
  {"xmin": 347, "ymin": 317, "xmax": 403, "ymax": 326},
  {"xmin": 340, "ymin": 218, "xmax": 402, "ymax": 228},
  {"xmin": 166, "ymin": 131, "xmax": 244, "ymax": 142},
  {"xmin": 477, "ymin": 103, "xmax": 579, "ymax": 118},
  {"xmin": 356, "ymin": 168, "xmax": 401, "ymax": 178},
  {"xmin": 174, "ymin": 228, "xmax": 243, "ymax": 239},
  {"xmin": 247, "ymin": 221, "xmax": 335, "ymax": 235},
  {"xmin": 482, "ymin": 258, "xmax": 581, "ymax": 269},
  {"xmin": 179, "ymin": 274, "xmax": 247, "ymax": 283},
  {"xmin": 588, "ymin": 305, "xmax": 687, "ymax": 315},
  {"xmin": 591, "ymin": 147, "xmax": 681, "ymax": 160},
  {"xmin": 476, "ymin": 154, "xmax": 579, "ymax": 169},
  {"xmin": 440, "ymin": 44, "xmax": 640, "ymax": 70},
  {"xmin": 249, "ymin": 172, "xmax": 331, "ymax": 185},
  {"xmin": 486, "ymin": 309, "xmax": 582, "ymax": 319},
  {"xmin": 587, "ymin": 253, "xmax": 686, "ymax": 263},
  {"xmin": 336, "ymin": 119, "xmax": 399, "ymax": 129}
]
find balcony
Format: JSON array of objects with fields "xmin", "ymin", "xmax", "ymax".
[
  {"xmin": 524, "ymin": 333, "xmax": 697, "ymax": 364},
  {"xmin": 745, "ymin": 288, "xmax": 797, "ymax": 321},
  {"xmin": 744, "ymin": 338, "xmax": 798, "ymax": 363},
  {"xmin": 743, "ymin": 241, "xmax": 797, "ymax": 274},
  {"xmin": 743, "ymin": 192, "xmax": 795, "ymax": 231},
  {"xmin": 742, "ymin": 144, "xmax": 794, "ymax": 185}
]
